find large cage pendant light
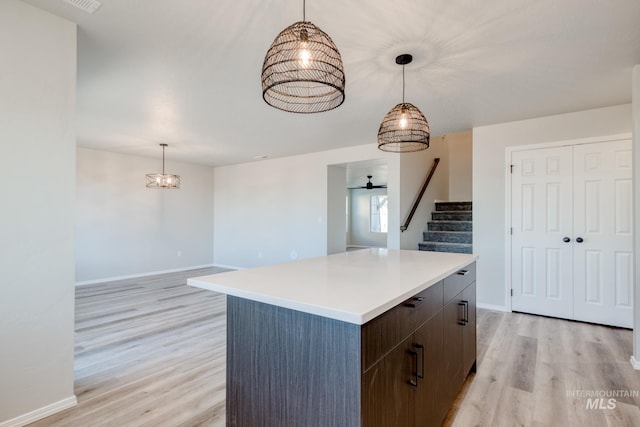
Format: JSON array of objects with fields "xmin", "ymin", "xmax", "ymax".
[
  {"xmin": 377, "ymin": 54, "xmax": 430, "ymax": 152},
  {"xmin": 261, "ymin": 0, "xmax": 345, "ymax": 113},
  {"xmin": 146, "ymin": 144, "xmax": 181, "ymax": 189}
]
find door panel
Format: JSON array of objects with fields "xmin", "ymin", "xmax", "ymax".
[
  {"xmin": 362, "ymin": 335, "xmax": 415, "ymax": 427},
  {"xmin": 615, "ymin": 252, "xmax": 633, "ymax": 307},
  {"xmin": 573, "ymin": 140, "xmax": 633, "ymax": 327},
  {"xmin": 441, "ymin": 298, "xmax": 463, "ymax": 413},
  {"xmin": 511, "ymin": 146, "xmax": 574, "ymax": 318},
  {"xmin": 462, "ymin": 283, "xmax": 477, "ymax": 378},
  {"xmin": 414, "ymin": 312, "xmax": 444, "ymax": 427}
]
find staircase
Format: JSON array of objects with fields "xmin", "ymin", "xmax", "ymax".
[{"xmin": 418, "ymin": 202, "xmax": 472, "ymax": 254}]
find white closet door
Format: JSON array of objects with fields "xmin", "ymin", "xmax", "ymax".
[
  {"xmin": 573, "ymin": 140, "xmax": 633, "ymax": 328},
  {"xmin": 511, "ymin": 146, "xmax": 574, "ymax": 319}
]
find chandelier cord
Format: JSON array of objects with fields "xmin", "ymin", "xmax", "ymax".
[
  {"xmin": 162, "ymin": 145, "xmax": 165, "ymax": 175},
  {"xmin": 303, "ymin": 0, "xmax": 306, "ymax": 21},
  {"xmin": 402, "ymin": 64, "xmax": 406, "ymax": 104}
]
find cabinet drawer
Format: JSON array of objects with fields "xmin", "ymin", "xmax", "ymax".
[
  {"xmin": 362, "ymin": 281, "xmax": 443, "ymax": 372},
  {"xmin": 408, "ymin": 280, "xmax": 443, "ymax": 330},
  {"xmin": 443, "ymin": 262, "xmax": 476, "ymax": 303}
]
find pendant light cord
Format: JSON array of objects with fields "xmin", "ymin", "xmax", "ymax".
[
  {"xmin": 162, "ymin": 145, "xmax": 166, "ymax": 175},
  {"xmin": 303, "ymin": 0, "xmax": 306, "ymax": 21},
  {"xmin": 402, "ymin": 64, "xmax": 406, "ymax": 104}
]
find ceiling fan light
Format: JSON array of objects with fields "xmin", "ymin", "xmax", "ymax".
[{"xmin": 261, "ymin": 21, "xmax": 345, "ymax": 114}]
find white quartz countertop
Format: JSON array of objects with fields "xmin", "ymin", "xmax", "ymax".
[{"xmin": 188, "ymin": 249, "xmax": 478, "ymax": 325}]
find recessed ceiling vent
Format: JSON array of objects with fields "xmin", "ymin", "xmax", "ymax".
[{"xmin": 63, "ymin": 0, "xmax": 102, "ymax": 14}]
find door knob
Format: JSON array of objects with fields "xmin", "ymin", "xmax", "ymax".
[
  {"xmin": 563, "ymin": 237, "xmax": 571, "ymax": 243},
  {"xmin": 576, "ymin": 237, "xmax": 584, "ymax": 243}
]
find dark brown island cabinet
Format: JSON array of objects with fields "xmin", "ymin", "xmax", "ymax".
[{"xmin": 224, "ymin": 262, "xmax": 476, "ymax": 427}]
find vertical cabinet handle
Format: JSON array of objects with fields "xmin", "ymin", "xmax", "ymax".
[
  {"xmin": 415, "ymin": 343, "xmax": 425, "ymax": 379},
  {"xmin": 463, "ymin": 300, "xmax": 469, "ymax": 324},
  {"xmin": 459, "ymin": 301, "xmax": 469, "ymax": 325},
  {"xmin": 458, "ymin": 302, "xmax": 467, "ymax": 325},
  {"xmin": 408, "ymin": 350, "xmax": 419, "ymax": 387}
]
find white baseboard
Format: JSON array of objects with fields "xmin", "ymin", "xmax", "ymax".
[
  {"xmin": 477, "ymin": 302, "xmax": 510, "ymax": 312},
  {"xmin": 630, "ymin": 355, "xmax": 640, "ymax": 370},
  {"xmin": 212, "ymin": 263, "xmax": 244, "ymax": 271},
  {"xmin": 75, "ymin": 264, "xmax": 216, "ymax": 286},
  {"xmin": 0, "ymin": 395, "xmax": 77, "ymax": 427}
]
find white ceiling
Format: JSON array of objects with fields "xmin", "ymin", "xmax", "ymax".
[
  {"xmin": 22, "ymin": 0, "xmax": 640, "ymax": 169},
  {"xmin": 344, "ymin": 159, "xmax": 388, "ymax": 190}
]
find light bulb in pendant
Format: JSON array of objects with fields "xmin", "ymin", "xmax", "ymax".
[
  {"xmin": 300, "ymin": 47, "xmax": 311, "ymax": 67},
  {"xmin": 399, "ymin": 109, "xmax": 408, "ymax": 129},
  {"xmin": 299, "ymin": 28, "xmax": 311, "ymax": 68}
]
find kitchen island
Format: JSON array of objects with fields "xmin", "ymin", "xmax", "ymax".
[{"xmin": 188, "ymin": 248, "xmax": 478, "ymax": 427}]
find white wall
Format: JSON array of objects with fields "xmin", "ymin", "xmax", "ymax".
[
  {"xmin": 399, "ymin": 135, "xmax": 450, "ymax": 250},
  {"xmin": 213, "ymin": 144, "xmax": 402, "ymax": 269},
  {"xmin": 0, "ymin": 1, "xmax": 77, "ymax": 424},
  {"xmin": 632, "ymin": 66, "xmax": 640, "ymax": 366},
  {"xmin": 76, "ymin": 148, "xmax": 215, "ymax": 283},
  {"xmin": 473, "ymin": 104, "xmax": 632, "ymax": 309},
  {"xmin": 327, "ymin": 165, "xmax": 347, "ymax": 254},
  {"xmin": 348, "ymin": 188, "xmax": 388, "ymax": 248},
  {"xmin": 446, "ymin": 131, "xmax": 473, "ymax": 201}
]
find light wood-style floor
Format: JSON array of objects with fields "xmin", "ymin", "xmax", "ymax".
[
  {"xmin": 29, "ymin": 268, "xmax": 640, "ymax": 427},
  {"xmin": 447, "ymin": 310, "xmax": 640, "ymax": 427},
  {"xmin": 29, "ymin": 267, "xmax": 229, "ymax": 427}
]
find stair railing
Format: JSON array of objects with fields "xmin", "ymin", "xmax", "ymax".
[{"xmin": 400, "ymin": 158, "xmax": 440, "ymax": 232}]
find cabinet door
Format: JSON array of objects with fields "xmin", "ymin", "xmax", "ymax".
[
  {"xmin": 414, "ymin": 312, "xmax": 445, "ymax": 427},
  {"xmin": 362, "ymin": 335, "xmax": 415, "ymax": 427},
  {"xmin": 442, "ymin": 296, "xmax": 463, "ymax": 408},
  {"xmin": 462, "ymin": 282, "xmax": 476, "ymax": 378}
]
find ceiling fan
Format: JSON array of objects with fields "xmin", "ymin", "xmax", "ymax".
[{"xmin": 349, "ymin": 175, "xmax": 387, "ymax": 190}]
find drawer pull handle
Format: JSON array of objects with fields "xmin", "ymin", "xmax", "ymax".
[
  {"xmin": 457, "ymin": 270, "xmax": 470, "ymax": 276},
  {"xmin": 408, "ymin": 350, "xmax": 419, "ymax": 387},
  {"xmin": 403, "ymin": 296, "xmax": 425, "ymax": 308},
  {"xmin": 415, "ymin": 343, "xmax": 425, "ymax": 379},
  {"xmin": 461, "ymin": 300, "xmax": 469, "ymax": 324},
  {"xmin": 458, "ymin": 301, "xmax": 468, "ymax": 325}
]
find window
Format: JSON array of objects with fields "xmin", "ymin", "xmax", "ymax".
[
  {"xmin": 370, "ymin": 194, "xmax": 388, "ymax": 233},
  {"xmin": 346, "ymin": 194, "xmax": 350, "ymax": 234}
]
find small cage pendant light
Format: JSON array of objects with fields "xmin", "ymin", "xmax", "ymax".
[
  {"xmin": 377, "ymin": 54, "xmax": 430, "ymax": 152},
  {"xmin": 261, "ymin": 0, "xmax": 345, "ymax": 113},
  {"xmin": 146, "ymin": 144, "xmax": 181, "ymax": 189}
]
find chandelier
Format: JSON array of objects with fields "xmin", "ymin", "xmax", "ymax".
[
  {"xmin": 377, "ymin": 54, "xmax": 430, "ymax": 152},
  {"xmin": 146, "ymin": 144, "xmax": 180, "ymax": 189},
  {"xmin": 261, "ymin": 0, "xmax": 345, "ymax": 113}
]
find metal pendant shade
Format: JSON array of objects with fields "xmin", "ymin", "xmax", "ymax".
[
  {"xmin": 261, "ymin": 3, "xmax": 345, "ymax": 113},
  {"xmin": 146, "ymin": 144, "xmax": 181, "ymax": 189},
  {"xmin": 378, "ymin": 54, "xmax": 430, "ymax": 153}
]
